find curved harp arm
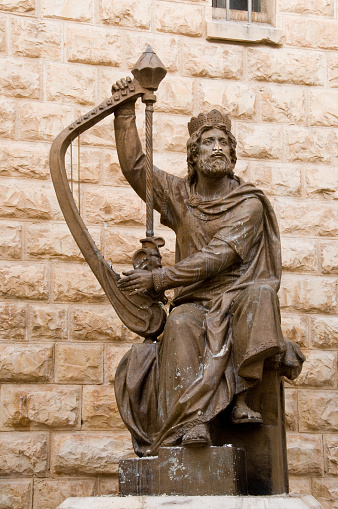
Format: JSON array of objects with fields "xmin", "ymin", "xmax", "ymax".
[{"xmin": 49, "ymin": 78, "xmax": 166, "ymax": 338}]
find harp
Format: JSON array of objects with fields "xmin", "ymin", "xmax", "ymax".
[{"xmin": 49, "ymin": 47, "xmax": 167, "ymax": 339}]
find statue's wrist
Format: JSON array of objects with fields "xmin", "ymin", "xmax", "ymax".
[
  {"xmin": 152, "ymin": 268, "xmax": 168, "ymax": 293},
  {"xmin": 114, "ymin": 100, "xmax": 136, "ymax": 117}
]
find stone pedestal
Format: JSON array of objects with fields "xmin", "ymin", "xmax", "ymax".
[
  {"xmin": 119, "ymin": 446, "xmax": 247, "ymax": 496},
  {"xmin": 57, "ymin": 495, "xmax": 322, "ymax": 509}
]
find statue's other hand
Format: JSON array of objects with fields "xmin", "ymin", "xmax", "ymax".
[{"xmin": 117, "ymin": 269, "xmax": 154, "ymax": 295}]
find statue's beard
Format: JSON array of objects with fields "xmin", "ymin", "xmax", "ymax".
[{"xmin": 197, "ymin": 154, "xmax": 232, "ymax": 179}]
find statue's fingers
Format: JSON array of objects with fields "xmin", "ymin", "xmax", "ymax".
[
  {"xmin": 116, "ymin": 79, "xmax": 126, "ymax": 89},
  {"xmin": 121, "ymin": 78, "xmax": 128, "ymax": 87},
  {"xmin": 122, "ymin": 270, "xmax": 135, "ymax": 276}
]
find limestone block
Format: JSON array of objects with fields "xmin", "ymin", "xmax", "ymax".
[
  {"xmin": 30, "ymin": 304, "xmax": 68, "ymax": 341},
  {"xmin": 85, "ymin": 187, "xmax": 145, "ymax": 226},
  {"xmin": 324, "ymin": 435, "xmax": 338, "ymax": 475},
  {"xmin": 0, "ymin": 479, "xmax": 32, "ymax": 509},
  {"xmin": 155, "ymin": 1, "xmax": 203, "ymax": 37},
  {"xmin": 26, "ymin": 224, "xmax": 101, "ymax": 261},
  {"xmin": 310, "ymin": 89, "xmax": 338, "ymax": 127},
  {"xmin": 33, "ymin": 479, "xmax": 96, "ymax": 509},
  {"xmin": 52, "ymin": 432, "xmax": 133, "ymax": 475},
  {"xmin": 0, "ymin": 302, "xmax": 26, "ymax": 340},
  {"xmin": 0, "ymin": 98, "xmax": 15, "ymax": 138},
  {"xmin": 284, "ymin": 18, "xmax": 338, "ymax": 50},
  {"xmin": 260, "ymin": 85, "xmax": 306, "ymax": 124},
  {"xmin": 152, "ymin": 151, "xmax": 188, "ymax": 180},
  {"xmin": 0, "ymin": 224, "xmax": 21, "ymax": 259},
  {"xmin": 328, "ymin": 53, "xmax": 338, "ymax": 88},
  {"xmin": 0, "ymin": 58, "xmax": 40, "ymax": 99},
  {"xmin": 105, "ymin": 344, "xmax": 134, "ymax": 383},
  {"xmin": 182, "ymin": 43, "xmax": 244, "ymax": 80},
  {"xmin": 42, "ymin": 0, "xmax": 93, "ymax": 21},
  {"xmin": 281, "ymin": 313, "xmax": 308, "ymax": 348},
  {"xmin": 65, "ymin": 146, "xmax": 102, "ymax": 183},
  {"xmin": 286, "ymin": 126, "xmax": 332, "ymax": 164},
  {"xmin": 0, "ymin": 16, "xmax": 6, "ymax": 53},
  {"xmin": 287, "ymin": 433, "xmax": 324, "ymax": 476},
  {"xmin": 125, "ymin": 33, "xmax": 179, "ymax": 73},
  {"xmin": 0, "ymin": 183, "xmax": 60, "ymax": 220},
  {"xmin": 17, "ymin": 101, "xmax": 74, "ymax": 141},
  {"xmin": 310, "ymin": 315, "xmax": 338, "ymax": 349},
  {"xmin": 237, "ymin": 124, "xmax": 283, "ymax": 160},
  {"xmin": 97, "ymin": 477, "xmax": 119, "ymax": 496},
  {"xmin": 1, "ymin": 385, "xmax": 80, "ymax": 429},
  {"xmin": 0, "ymin": 432, "xmax": 48, "ymax": 476},
  {"xmin": 288, "ymin": 350, "xmax": 336, "ymax": 387},
  {"xmin": 67, "ymin": 26, "xmax": 121, "ymax": 66},
  {"xmin": 0, "ymin": 141, "xmax": 49, "ymax": 179},
  {"xmin": 102, "ymin": 150, "xmax": 129, "ymax": 186},
  {"xmin": 281, "ymin": 238, "xmax": 318, "ymax": 273},
  {"xmin": 305, "ymin": 166, "xmax": 338, "ymax": 200},
  {"xmin": 278, "ymin": 0, "xmax": 334, "ymax": 16},
  {"xmin": 312, "ymin": 478, "xmax": 338, "ymax": 509},
  {"xmin": 248, "ymin": 48, "xmax": 325, "ymax": 86},
  {"xmin": 276, "ymin": 199, "xmax": 338, "ymax": 237},
  {"xmin": 250, "ymin": 162, "xmax": 301, "ymax": 197},
  {"xmin": 288, "ymin": 477, "xmax": 312, "ymax": 496},
  {"xmin": 0, "ymin": 0, "xmax": 35, "ymax": 12},
  {"xmin": 0, "ymin": 263, "xmax": 48, "ymax": 300},
  {"xmin": 156, "ymin": 77, "xmax": 194, "ymax": 115},
  {"xmin": 0, "ymin": 344, "xmax": 53, "ymax": 382},
  {"xmin": 284, "ymin": 389, "xmax": 298, "ymax": 431},
  {"xmin": 104, "ymin": 228, "xmax": 176, "ymax": 267},
  {"xmin": 71, "ymin": 306, "xmax": 136, "ymax": 342},
  {"xmin": 53, "ymin": 264, "xmax": 106, "ymax": 302},
  {"xmin": 82, "ymin": 385, "xmax": 125, "ymax": 430},
  {"xmin": 298, "ymin": 390, "xmax": 338, "ymax": 432},
  {"xmin": 55, "ymin": 343, "xmax": 103, "ymax": 383},
  {"xmin": 45, "ymin": 63, "xmax": 96, "ymax": 105},
  {"xmin": 154, "ymin": 115, "xmax": 189, "ymax": 153},
  {"xmin": 320, "ymin": 241, "xmax": 338, "ymax": 274},
  {"xmin": 57, "ymin": 495, "xmax": 324, "ymax": 508},
  {"xmin": 334, "ymin": 130, "xmax": 338, "ymax": 161},
  {"xmin": 12, "ymin": 18, "xmax": 62, "ymax": 59},
  {"xmin": 100, "ymin": 0, "xmax": 151, "ymax": 29},
  {"xmin": 279, "ymin": 274, "xmax": 337, "ymax": 313},
  {"xmin": 75, "ymin": 116, "xmax": 115, "ymax": 148},
  {"xmin": 199, "ymin": 81, "xmax": 255, "ymax": 120}
]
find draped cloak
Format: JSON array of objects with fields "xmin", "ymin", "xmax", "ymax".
[{"xmin": 115, "ymin": 170, "xmax": 283, "ymax": 458}]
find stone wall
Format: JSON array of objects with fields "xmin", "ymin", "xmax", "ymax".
[{"xmin": 0, "ymin": 0, "xmax": 337, "ymax": 508}]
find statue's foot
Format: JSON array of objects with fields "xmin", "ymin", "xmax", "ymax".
[
  {"xmin": 231, "ymin": 402, "xmax": 263, "ymax": 425},
  {"xmin": 181, "ymin": 423, "xmax": 211, "ymax": 447}
]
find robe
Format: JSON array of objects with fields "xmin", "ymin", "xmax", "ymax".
[{"xmin": 115, "ymin": 168, "xmax": 284, "ymax": 457}]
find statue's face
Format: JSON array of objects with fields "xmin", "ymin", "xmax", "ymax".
[{"xmin": 196, "ymin": 128, "xmax": 232, "ymax": 179}]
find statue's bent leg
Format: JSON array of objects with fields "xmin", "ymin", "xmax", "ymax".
[
  {"xmin": 157, "ymin": 303, "xmax": 207, "ymax": 433},
  {"xmin": 230, "ymin": 283, "xmax": 283, "ymax": 423}
]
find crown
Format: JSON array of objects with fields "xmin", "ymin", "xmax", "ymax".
[{"xmin": 188, "ymin": 110, "xmax": 231, "ymax": 137}]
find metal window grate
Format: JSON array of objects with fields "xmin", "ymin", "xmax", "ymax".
[{"xmin": 212, "ymin": 0, "xmax": 266, "ymax": 23}]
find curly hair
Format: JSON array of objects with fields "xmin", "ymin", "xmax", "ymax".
[{"xmin": 186, "ymin": 124, "xmax": 237, "ymax": 185}]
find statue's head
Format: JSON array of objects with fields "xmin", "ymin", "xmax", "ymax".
[{"xmin": 186, "ymin": 110, "xmax": 237, "ymax": 185}]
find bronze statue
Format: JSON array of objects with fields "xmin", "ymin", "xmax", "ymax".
[{"xmin": 50, "ymin": 47, "xmax": 304, "ymax": 494}]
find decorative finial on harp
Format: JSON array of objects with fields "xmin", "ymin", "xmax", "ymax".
[{"xmin": 131, "ymin": 45, "xmax": 167, "ymax": 92}]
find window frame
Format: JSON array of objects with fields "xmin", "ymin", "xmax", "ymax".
[{"xmin": 206, "ymin": 0, "xmax": 284, "ymax": 46}]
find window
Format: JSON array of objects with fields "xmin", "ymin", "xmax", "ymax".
[
  {"xmin": 207, "ymin": 0, "xmax": 284, "ymax": 46},
  {"xmin": 212, "ymin": 0, "xmax": 269, "ymax": 24}
]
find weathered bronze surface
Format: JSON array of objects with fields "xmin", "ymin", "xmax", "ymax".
[
  {"xmin": 50, "ymin": 47, "xmax": 305, "ymax": 496},
  {"xmin": 119, "ymin": 446, "xmax": 247, "ymax": 496}
]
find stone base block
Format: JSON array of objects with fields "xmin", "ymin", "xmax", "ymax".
[
  {"xmin": 119, "ymin": 446, "xmax": 247, "ymax": 496},
  {"xmin": 57, "ymin": 495, "xmax": 322, "ymax": 509}
]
